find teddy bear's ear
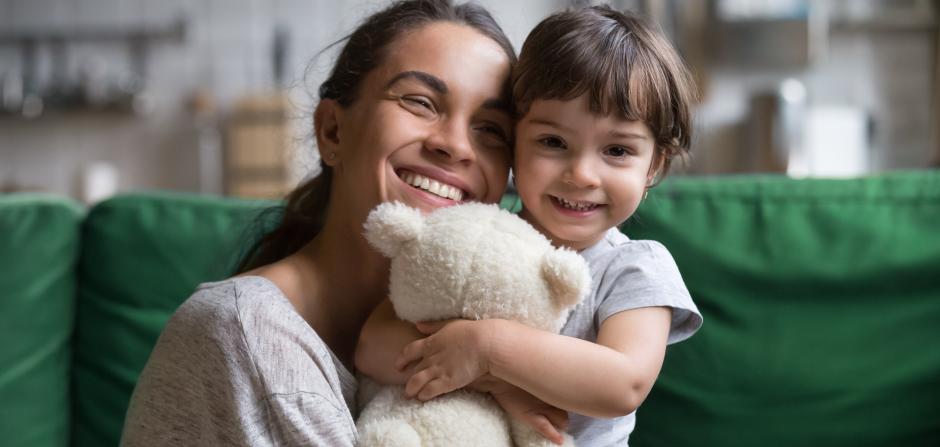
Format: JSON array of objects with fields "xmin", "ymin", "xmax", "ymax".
[
  {"xmin": 541, "ymin": 248, "xmax": 591, "ymax": 310},
  {"xmin": 362, "ymin": 202, "xmax": 425, "ymax": 258}
]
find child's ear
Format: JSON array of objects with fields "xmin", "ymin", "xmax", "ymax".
[
  {"xmin": 314, "ymin": 99, "xmax": 343, "ymax": 167},
  {"xmin": 363, "ymin": 202, "xmax": 425, "ymax": 258},
  {"xmin": 647, "ymin": 150, "xmax": 666, "ymax": 186},
  {"xmin": 541, "ymin": 248, "xmax": 591, "ymax": 311}
]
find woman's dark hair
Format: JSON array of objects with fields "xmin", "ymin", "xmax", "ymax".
[
  {"xmin": 236, "ymin": 0, "xmax": 516, "ymax": 273},
  {"xmin": 512, "ymin": 5, "xmax": 696, "ymax": 182}
]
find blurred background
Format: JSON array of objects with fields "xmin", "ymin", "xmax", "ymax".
[{"xmin": 1, "ymin": 0, "xmax": 937, "ymax": 203}]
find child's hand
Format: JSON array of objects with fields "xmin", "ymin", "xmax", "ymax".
[
  {"xmin": 396, "ymin": 319, "xmax": 494, "ymax": 401},
  {"xmin": 491, "ymin": 385, "xmax": 569, "ymax": 446}
]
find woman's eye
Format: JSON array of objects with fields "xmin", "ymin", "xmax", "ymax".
[
  {"xmin": 538, "ymin": 136, "xmax": 566, "ymax": 149},
  {"xmin": 401, "ymin": 96, "xmax": 436, "ymax": 116},
  {"xmin": 481, "ymin": 124, "xmax": 508, "ymax": 140},
  {"xmin": 475, "ymin": 124, "xmax": 510, "ymax": 148}
]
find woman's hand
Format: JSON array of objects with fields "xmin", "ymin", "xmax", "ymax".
[
  {"xmin": 396, "ymin": 319, "xmax": 496, "ymax": 401},
  {"xmin": 493, "ymin": 386, "xmax": 569, "ymax": 445},
  {"xmin": 477, "ymin": 376, "xmax": 569, "ymax": 446}
]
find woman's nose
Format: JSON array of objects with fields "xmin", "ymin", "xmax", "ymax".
[{"xmin": 425, "ymin": 117, "xmax": 475, "ymax": 164}]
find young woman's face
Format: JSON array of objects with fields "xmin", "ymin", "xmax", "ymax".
[
  {"xmin": 514, "ymin": 95, "xmax": 658, "ymax": 251},
  {"xmin": 327, "ymin": 22, "xmax": 513, "ymax": 219}
]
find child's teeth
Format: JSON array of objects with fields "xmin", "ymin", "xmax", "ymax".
[{"xmin": 558, "ymin": 197, "xmax": 595, "ymax": 211}]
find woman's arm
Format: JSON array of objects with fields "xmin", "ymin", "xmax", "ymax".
[
  {"xmin": 354, "ymin": 298, "xmax": 422, "ymax": 384},
  {"xmin": 399, "ymin": 306, "xmax": 672, "ymax": 418},
  {"xmin": 356, "ymin": 300, "xmax": 570, "ymax": 443}
]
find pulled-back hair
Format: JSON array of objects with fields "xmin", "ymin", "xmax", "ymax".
[
  {"xmin": 512, "ymin": 5, "xmax": 696, "ymax": 180},
  {"xmin": 236, "ymin": 0, "xmax": 516, "ymax": 273}
]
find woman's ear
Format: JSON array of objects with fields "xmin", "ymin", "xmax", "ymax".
[{"xmin": 314, "ymin": 99, "xmax": 343, "ymax": 167}]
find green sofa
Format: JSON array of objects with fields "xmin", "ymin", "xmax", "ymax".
[{"xmin": 2, "ymin": 172, "xmax": 939, "ymax": 447}]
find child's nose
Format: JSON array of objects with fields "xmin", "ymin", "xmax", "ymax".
[{"xmin": 564, "ymin": 157, "xmax": 600, "ymax": 189}]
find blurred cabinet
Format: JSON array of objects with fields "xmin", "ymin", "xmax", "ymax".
[{"xmin": 224, "ymin": 94, "xmax": 290, "ymax": 199}]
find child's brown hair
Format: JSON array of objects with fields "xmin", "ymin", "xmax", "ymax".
[{"xmin": 512, "ymin": 5, "xmax": 696, "ymax": 181}]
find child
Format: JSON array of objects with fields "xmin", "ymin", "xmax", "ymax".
[{"xmin": 356, "ymin": 5, "xmax": 703, "ymax": 446}]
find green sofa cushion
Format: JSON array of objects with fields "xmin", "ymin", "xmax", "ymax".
[
  {"xmin": 626, "ymin": 171, "xmax": 940, "ymax": 446},
  {"xmin": 0, "ymin": 194, "xmax": 82, "ymax": 447},
  {"xmin": 72, "ymin": 192, "xmax": 274, "ymax": 447}
]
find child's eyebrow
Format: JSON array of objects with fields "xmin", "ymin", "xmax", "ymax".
[
  {"xmin": 528, "ymin": 118, "xmax": 569, "ymax": 131},
  {"xmin": 385, "ymin": 71, "xmax": 448, "ymax": 94},
  {"xmin": 609, "ymin": 130, "xmax": 650, "ymax": 141},
  {"xmin": 529, "ymin": 118, "xmax": 650, "ymax": 141}
]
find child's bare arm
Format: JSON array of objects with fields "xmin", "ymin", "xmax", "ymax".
[
  {"xmin": 354, "ymin": 299, "xmax": 422, "ymax": 385},
  {"xmin": 399, "ymin": 307, "xmax": 672, "ymax": 418}
]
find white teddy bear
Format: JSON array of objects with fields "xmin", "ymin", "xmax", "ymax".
[{"xmin": 357, "ymin": 201, "xmax": 591, "ymax": 447}]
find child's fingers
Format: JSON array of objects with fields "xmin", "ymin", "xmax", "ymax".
[
  {"xmin": 415, "ymin": 320, "xmax": 449, "ymax": 334},
  {"xmin": 404, "ymin": 367, "xmax": 435, "ymax": 398},
  {"xmin": 395, "ymin": 339, "xmax": 427, "ymax": 371},
  {"xmin": 416, "ymin": 377, "xmax": 452, "ymax": 401},
  {"xmin": 525, "ymin": 414, "xmax": 563, "ymax": 445}
]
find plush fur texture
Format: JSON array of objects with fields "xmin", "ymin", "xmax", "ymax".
[{"xmin": 358, "ymin": 202, "xmax": 591, "ymax": 447}]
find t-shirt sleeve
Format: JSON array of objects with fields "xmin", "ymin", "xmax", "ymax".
[{"xmin": 595, "ymin": 240, "xmax": 703, "ymax": 344}]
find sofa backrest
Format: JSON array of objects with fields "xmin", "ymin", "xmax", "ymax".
[
  {"xmin": 5, "ymin": 171, "xmax": 939, "ymax": 447},
  {"xmin": 0, "ymin": 194, "xmax": 82, "ymax": 447},
  {"xmin": 625, "ymin": 172, "xmax": 940, "ymax": 446},
  {"xmin": 71, "ymin": 192, "xmax": 274, "ymax": 447}
]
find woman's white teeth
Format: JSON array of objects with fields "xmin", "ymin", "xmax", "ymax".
[
  {"xmin": 557, "ymin": 197, "xmax": 598, "ymax": 211},
  {"xmin": 402, "ymin": 171, "xmax": 464, "ymax": 201}
]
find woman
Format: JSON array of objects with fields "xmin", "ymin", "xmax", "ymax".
[{"xmin": 120, "ymin": 1, "xmax": 516, "ymax": 445}]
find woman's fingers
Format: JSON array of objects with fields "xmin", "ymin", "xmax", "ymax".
[
  {"xmin": 524, "ymin": 413, "xmax": 564, "ymax": 445},
  {"xmin": 542, "ymin": 407, "xmax": 570, "ymax": 431}
]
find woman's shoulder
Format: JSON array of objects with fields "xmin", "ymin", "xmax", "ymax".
[
  {"xmin": 166, "ymin": 276, "xmax": 285, "ymax": 337},
  {"xmin": 151, "ymin": 274, "xmax": 357, "ymax": 401}
]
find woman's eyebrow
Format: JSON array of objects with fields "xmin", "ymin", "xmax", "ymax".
[
  {"xmin": 385, "ymin": 71, "xmax": 448, "ymax": 94},
  {"xmin": 483, "ymin": 98, "xmax": 510, "ymax": 114}
]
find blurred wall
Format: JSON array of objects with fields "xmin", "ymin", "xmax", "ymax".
[
  {"xmin": 690, "ymin": 0, "xmax": 937, "ymax": 174},
  {"xmin": 0, "ymin": 0, "xmax": 562, "ymax": 199}
]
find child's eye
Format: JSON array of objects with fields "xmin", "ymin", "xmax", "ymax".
[
  {"xmin": 605, "ymin": 146, "xmax": 632, "ymax": 158},
  {"xmin": 538, "ymin": 136, "xmax": 567, "ymax": 149}
]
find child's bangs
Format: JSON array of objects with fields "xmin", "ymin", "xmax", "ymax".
[{"xmin": 514, "ymin": 29, "xmax": 675, "ymax": 138}]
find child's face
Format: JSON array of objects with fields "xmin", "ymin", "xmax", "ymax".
[{"xmin": 514, "ymin": 94, "xmax": 658, "ymax": 250}]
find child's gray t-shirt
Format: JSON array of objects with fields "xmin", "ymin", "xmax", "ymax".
[
  {"xmin": 121, "ymin": 276, "xmax": 358, "ymax": 446},
  {"xmin": 561, "ymin": 228, "xmax": 703, "ymax": 446}
]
